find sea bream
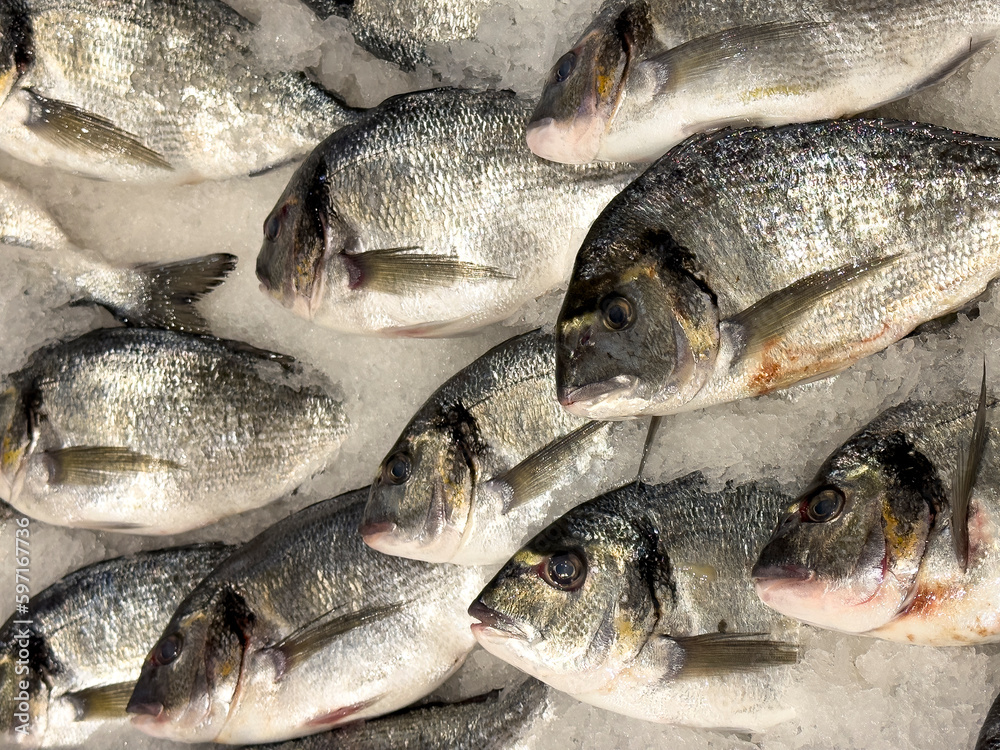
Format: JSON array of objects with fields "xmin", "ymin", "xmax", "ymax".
[
  {"xmin": 0, "ymin": 0, "xmax": 361, "ymax": 182},
  {"xmin": 0, "ymin": 327, "xmax": 348, "ymax": 534},
  {"xmin": 127, "ymin": 488, "xmax": 494, "ymax": 744},
  {"xmin": 754, "ymin": 374, "xmax": 1000, "ymax": 646},
  {"xmin": 470, "ymin": 474, "xmax": 800, "ymax": 730},
  {"xmin": 0, "ymin": 544, "xmax": 232, "ymax": 747},
  {"xmin": 557, "ymin": 120, "xmax": 1000, "ymax": 420},
  {"xmin": 0, "ymin": 178, "xmax": 235, "ymax": 332},
  {"xmin": 527, "ymin": 0, "xmax": 1000, "ymax": 164},
  {"xmin": 363, "ymin": 329, "xmax": 643, "ymax": 565},
  {"xmin": 256, "ymin": 88, "xmax": 637, "ymax": 337}
]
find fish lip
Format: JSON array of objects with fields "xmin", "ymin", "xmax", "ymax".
[
  {"xmin": 468, "ymin": 600, "xmax": 529, "ymax": 642},
  {"xmin": 752, "ymin": 563, "xmax": 816, "ymax": 600},
  {"xmin": 558, "ymin": 375, "xmax": 638, "ymax": 413},
  {"xmin": 359, "ymin": 519, "xmax": 399, "ymax": 546},
  {"xmin": 126, "ymin": 700, "xmax": 165, "ymax": 722},
  {"xmin": 525, "ymin": 115, "xmax": 601, "ymax": 164}
]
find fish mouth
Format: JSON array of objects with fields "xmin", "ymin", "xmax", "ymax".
[
  {"xmin": 468, "ymin": 600, "xmax": 529, "ymax": 642},
  {"xmin": 558, "ymin": 375, "xmax": 639, "ymax": 417},
  {"xmin": 526, "ymin": 116, "xmax": 602, "ymax": 164}
]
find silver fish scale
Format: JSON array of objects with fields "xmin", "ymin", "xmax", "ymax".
[
  {"xmin": 2, "ymin": 0, "xmax": 357, "ymax": 180},
  {"xmin": 157, "ymin": 490, "xmax": 492, "ymax": 743},
  {"xmin": 581, "ymin": 120, "xmax": 1000, "ymax": 319},
  {"xmin": 0, "ymin": 544, "xmax": 232, "ymax": 744},
  {"xmin": 4, "ymin": 327, "xmax": 347, "ymax": 533}
]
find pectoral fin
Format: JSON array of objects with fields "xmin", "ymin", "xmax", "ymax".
[
  {"xmin": 24, "ymin": 89, "xmax": 173, "ymax": 170},
  {"xmin": 899, "ymin": 37, "xmax": 994, "ymax": 98},
  {"xmin": 673, "ymin": 632, "xmax": 799, "ymax": 677},
  {"xmin": 730, "ymin": 254, "xmax": 902, "ymax": 359},
  {"xmin": 275, "ymin": 602, "xmax": 406, "ymax": 675},
  {"xmin": 952, "ymin": 361, "xmax": 989, "ymax": 572},
  {"xmin": 343, "ymin": 247, "xmax": 512, "ymax": 295},
  {"xmin": 64, "ymin": 682, "xmax": 136, "ymax": 721},
  {"xmin": 493, "ymin": 421, "xmax": 612, "ymax": 513},
  {"xmin": 636, "ymin": 416, "xmax": 662, "ymax": 481},
  {"xmin": 644, "ymin": 22, "xmax": 828, "ymax": 91},
  {"xmin": 44, "ymin": 447, "xmax": 182, "ymax": 485}
]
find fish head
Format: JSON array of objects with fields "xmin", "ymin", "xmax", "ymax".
[
  {"xmin": 556, "ymin": 236, "xmax": 719, "ymax": 419},
  {"xmin": 127, "ymin": 586, "xmax": 253, "ymax": 742},
  {"xmin": 0, "ymin": 626, "xmax": 51, "ymax": 742},
  {"xmin": 362, "ymin": 405, "xmax": 479, "ymax": 563},
  {"xmin": 469, "ymin": 501, "xmax": 657, "ymax": 693},
  {"xmin": 0, "ymin": 6, "xmax": 27, "ymax": 106},
  {"xmin": 0, "ymin": 385, "xmax": 31, "ymax": 501},
  {"xmin": 526, "ymin": 1, "xmax": 648, "ymax": 164},
  {"xmin": 256, "ymin": 157, "xmax": 347, "ymax": 321},
  {"xmin": 753, "ymin": 429, "xmax": 941, "ymax": 633}
]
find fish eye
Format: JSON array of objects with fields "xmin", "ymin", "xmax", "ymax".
[
  {"xmin": 600, "ymin": 294, "xmax": 634, "ymax": 331},
  {"xmin": 263, "ymin": 206, "xmax": 284, "ymax": 241},
  {"xmin": 541, "ymin": 551, "xmax": 586, "ymax": 591},
  {"xmin": 151, "ymin": 633, "xmax": 183, "ymax": 667},
  {"xmin": 553, "ymin": 52, "xmax": 576, "ymax": 84},
  {"xmin": 804, "ymin": 487, "xmax": 845, "ymax": 523},
  {"xmin": 382, "ymin": 451, "xmax": 411, "ymax": 485}
]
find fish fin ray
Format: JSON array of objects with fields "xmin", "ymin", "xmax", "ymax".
[
  {"xmin": 494, "ymin": 421, "xmax": 611, "ymax": 513},
  {"xmin": 952, "ymin": 360, "xmax": 989, "ymax": 571},
  {"xmin": 44, "ymin": 447, "xmax": 182, "ymax": 485},
  {"xmin": 673, "ymin": 632, "xmax": 799, "ymax": 677},
  {"xmin": 275, "ymin": 602, "xmax": 406, "ymax": 675},
  {"xmin": 64, "ymin": 681, "xmax": 136, "ymax": 721},
  {"xmin": 898, "ymin": 37, "xmax": 994, "ymax": 99},
  {"xmin": 730, "ymin": 254, "xmax": 903, "ymax": 359},
  {"xmin": 344, "ymin": 246, "xmax": 512, "ymax": 295},
  {"xmin": 644, "ymin": 21, "xmax": 829, "ymax": 90},
  {"xmin": 118, "ymin": 253, "xmax": 238, "ymax": 332},
  {"xmin": 24, "ymin": 89, "xmax": 173, "ymax": 170},
  {"xmin": 636, "ymin": 416, "xmax": 662, "ymax": 481}
]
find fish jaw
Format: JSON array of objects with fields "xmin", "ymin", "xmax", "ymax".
[
  {"xmin": 558, "ymin": 376, "xmax": 644, "ymax": 419},
  {"xmin": 526, "ymin": 115, "xmax": 604, "ymax": 165}
]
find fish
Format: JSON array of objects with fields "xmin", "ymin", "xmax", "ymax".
[
  {"xmin": 0, "ymin": 543, "xmax": 233, "ymax": 747},
  {"xmin": 348, "ymin": 0, "xmax": 484, "ymax": 70},
  {"xmin": 0, "ymin": 179, "xmax": 235, "ymax": 332},
  {"xmin": 256, "ymin": 87, "xmax": 638, "ymax": 337},
  {"xmin": 240, "ymin": 677, "xmax": 551, "ymax": 750},
  {"xmin": 556, "ymin": 120, "xmax": 1000, "ymax": 420},
  {"xmin": 0, "ymin": 0, "xmax": 362, "ymax": 182},
  {"xmin": 977, "ymin": 689, "xmax": 1000, "ymax": 750},
  {"xmin": 362, "ymin": 328, "xmax": 642, "ymax": 565},
  {"xmin": 526, "ymin": 0, "xmax": 999, "ymax": 163},
  {"xmin": 126, "ymin": 488, "xmax": 494, "ymax": 744},
  {"xmin": 469, "ymin": 474, "xmax": 800, "ymax": 730},
  {"xmin": 753, "ymin": 377, "xmax": 1000, "ymax": 646},
  {"xmin": 0, "ymin": 327, "xmax": 348, "ymax": 534}
]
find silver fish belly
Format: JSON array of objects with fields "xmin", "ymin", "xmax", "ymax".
[
  {"xmin": 527, "ymin": 0, "xmax": 999, "ymax": 163},
  {"xmin": 557, "ymin": 120, "xmax": 1000, "ymax": 419},
  {"xmin": 256, "ymin": 87, "xmax": 638, "ymax": 337},
  {"xmin": 0, "ymin": 544, "xmax": 232, "ymax": 748},
  {"xmin": 364, "ymin": 328, "xmax": 642, "ymax": 565},
  {"xmin": 0, "ymin": 0, "xmax": 360, "ymax": 182},
  {"xmin": 0, "ymin": 327, "xmax": 348, "ymax": 534},
  {"xmin": 470, "ymin": 474, "xmax": 800, "ymax": 730},
  {"xmin": 128, "ymin": 488, "xmax": 494, "ymax": 745}
]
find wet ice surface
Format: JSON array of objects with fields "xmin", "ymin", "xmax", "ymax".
[{"xmin": 2, "ymin": 0, "xmax": 1000, "ymax": 747}]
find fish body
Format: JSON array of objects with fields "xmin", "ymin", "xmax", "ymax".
[
  {"xmin": 0, "ymin": 0, "xmax": 360, "ymax": 182},
  {"xmin": 754, "ymin": 392, "xmax": 1000, "ymax": 646},
  {"xmin": 527, "ymin": 0, "xmax": 999, "ymax": 163},
  {"xmin": 470, "ymin": 474, "xmax": 799, "ymax": 730},
  {"xmin": 127, "ymin": 489, "xmax": 493, "ymax": 744},
  {"xmin": 557, "ymin": 120, "xmax": 1000, "ymax": 419},
  {"xmin": 242, "ymin": 677, "xmax": 551, "ymax": 750},
  {"xmin": 0, "ymin": 543, "xmax": 232, "ymax": 747},
  {"xmin": 978, "ymin": 690, "xmax": 1000, "ymax": 750},
  {"xmin": 363, "ymin": 329, "xmax": 638, "ymax": 564},
  {"xmin": 0, "ymin": 179, "xmax": 236, "ymax": 332},
  {"xmin": 0, "ymin": 327, "xmax": 348, "ymax": 534},
  {"xmin": 256, "ymin": 88, "xmax": 638, "ymax": 337}
]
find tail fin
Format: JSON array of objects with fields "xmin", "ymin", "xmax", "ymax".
[{"xmin": 85, "ymin": 253, "xmax": 238, "ymax": 333}]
